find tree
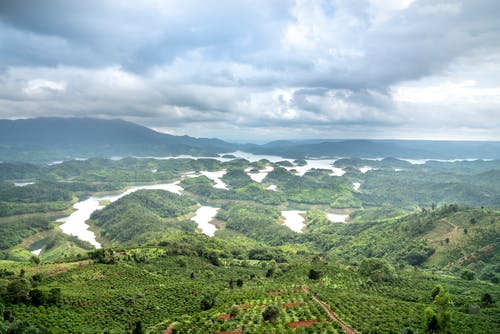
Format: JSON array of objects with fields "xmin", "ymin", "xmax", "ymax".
[
  {"xmin": 359, "ymin": 258, "xmax": 395, "ymax": 282},
  {"xmin": 89, "ymin": 248, "xmax": 116, "ymax": 264},
  {"xmin": 262, "ymin": 305, "xmax": 280, "ymax": 323},
  {"xmin": 424, "ymin": 286, "xmax": 452, "ymax": 333},
  {"xmin": 132, "ymin": 320, "xmax": 144, "ymax": 334},
  {"xmin": 431, "ymin": 285, "xmax": 443, "ymax": 301},
  {"xmin": 482, "ymin": 293, "xmax": 494, "ymax": 306},
  {"xmin": 230, "ymin": 304, "xmax": 241, "ymax": 318},
  {"xmin": 460, "ymin": 269, "xmax": 475, "ymax": 280},
  {"xmin": 236, "ymin": 278, "xmax": 243, "ymax": 287},
  {"xmin": 433, "ymin": 287, "xmax": 452, "ymax": 333},
  {"xmin": 200, "ymin": 293, "xmax": 217, "ymax": 311},
  {"xmin": 5, "ymin": 278, "xmax": 29, "ymax": 304},
  {"xmin": 206, "ymin": 251, "xmax": 220, "ymax": 266},
  {"xmin": 308, "ymin": 269, "xmax": 321, "ymax": 280},
  {"xmin": 47, "ymin": 287, "xmax": 62, "ymax": 305},
  {"xmin": 423, "ymin": 307, "xmax": 439, "ymax": 333},
  {"xmin": 28, "ymin": 289, "xmax": 46, "ymax": 307}
]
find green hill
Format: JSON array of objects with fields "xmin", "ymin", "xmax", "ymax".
[
  {"xmin": 0, "ymin": 234, "xmax": 498, "ymax": 333},
  {"xmin": 89, "ymin": 189, "xmax": 198, "ymax": 245}
]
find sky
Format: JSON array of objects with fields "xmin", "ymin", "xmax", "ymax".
[{"xmin": 0, "ymin": 0, "xmax": 499, "ymax": 142}]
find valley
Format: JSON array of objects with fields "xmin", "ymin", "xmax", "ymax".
[{"xmin": 1, "ymin": 147, "xmax": 499, "ymax": 333}]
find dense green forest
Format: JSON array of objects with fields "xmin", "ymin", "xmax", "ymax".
[
  {"xmin": 0, "ymin": 155, "xmax": 499, "ymax": 333},
  {"xmin": 90, "ymin": 190, "xmax": 198, "ymax": 245}
]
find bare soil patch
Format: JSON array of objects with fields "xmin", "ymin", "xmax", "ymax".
[
  {"xmin": 283, "ymin": 302, "xmax": 304, "ymax": 308},
  {"xmin": 289, "ymin": 320, "xmax": 318, "ymax": 328}
]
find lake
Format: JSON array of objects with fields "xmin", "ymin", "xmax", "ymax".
[{"xmin": 281, "ymin": 210, "xmax": 306, "ymax": 233}]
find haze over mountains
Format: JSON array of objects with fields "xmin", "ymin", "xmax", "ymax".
[{"xmin": 1, "ymin": 117, "xmax": 500, "ymax": 163}]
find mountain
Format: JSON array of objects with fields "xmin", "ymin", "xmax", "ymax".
[
  {"xmin": 1, "ymin": 117, "xmax": 500, "ymax": 162},
  {"xmin": 247, "ymin": 139, "xmax": 500, "ymax": 159},
  {"xmin": 0, "ymin": 117, "xmax": 236, "ymax": 162}
]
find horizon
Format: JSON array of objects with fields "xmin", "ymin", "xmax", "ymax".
[
  {"xmin": 1, "ymin": 1, "xmax": 500, "ymax": 141},
  {"xmin": 3, "ymin": 116, "xmax": 500, "ymax": 145}
]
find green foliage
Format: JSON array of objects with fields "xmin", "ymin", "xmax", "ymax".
[
  {"xmin": 0, "ymin": 156, "xmax": 499, "ymax": 332},
  {"xmin": 357, "ymin": 163, "xmax": 500, "ymax": 209},
  {"xmin": 132, "ymin": 320, "xmax": 145, "ymax": 334},
  {"xmin": 200, "ymin": 293, "xmax": 217, "ymax": 311},
  {"xmin": 222, "ymin": 168, "xmax": 252, "ymax": 188},
  {"xmin": 481, "ymin": 293, "xmax": 494, "ymax": 307},
  {"xmin": 89, "ymin": 248, "xmax": 116, "ymax": 264},
  {"xmin": 262, "ymin": 304, "xmax": 280, "ymax": 323},
  {"xmin": 3, "ymin": 278, "xmax": 30, "ymax": 304},
  {"xmin": 90, "ymin": 189, "xmax": 197, "ymax": 244},
  {"xmin": 433, "ymin": 287, "xmax": 452, "ymax": 333},
  {"xmin": 229, "ymin": 304, "xmax": 241, "ymax": 318},
  {"xmin": 314, "ymin": 210, "xmax": 437, "ymax": 266},
  {"xmin": 0, "ymin": 217, "xmax": 52, "ymax": 250},
  {"xmin": 359, "ymin": 258, "xmax": 395, "ymax": 282},
  {"xmin": 218, "ymin": 203, "xmax": 297, "ymax": 246},
  {"xmin": 28, "ymin": 288, "xmax": 46, "ymax": 307},
  {"xmin": 424, "ymin": 307, "xmax": 439, "ymax": 333},
  {"xmin": 0, "ymin": 181, "xmax": 72, "ymax": 203},
  {"xmin": 460, "ymin": 269, "xmax": 476, "ymax": 281},
  {"xmin": 308, "ymin": 269, "xmax": 321, "ymax": 280},
  {"xmin": 265, "ymin": 167, "xmax": 359, "ymax": 207}
]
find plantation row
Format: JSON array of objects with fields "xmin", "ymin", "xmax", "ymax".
[{"xmin": 162, "ymin": 286, "xmax": 344, "ymax": 334}]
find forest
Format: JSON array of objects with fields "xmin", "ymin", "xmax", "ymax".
[{"xmin": 0, "ymin": 155, "xmax": 499, "ymax": 333}]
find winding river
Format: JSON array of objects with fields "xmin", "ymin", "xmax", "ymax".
[
  {"xmin": 53, "ymin": 151, "xmax": 354, "ymax": 248},
  {"xmin": 57, "ymin": 181, "xmax": 184, "ymax": 248}
]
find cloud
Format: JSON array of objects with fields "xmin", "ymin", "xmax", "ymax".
[{"xmin": 0, "ymin": 0, "xmax": 499, "ymax": 141}]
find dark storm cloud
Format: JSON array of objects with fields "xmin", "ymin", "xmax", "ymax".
[{"xmin": 0, "ymin": 0, "xmax": 499, "ymax": 140}]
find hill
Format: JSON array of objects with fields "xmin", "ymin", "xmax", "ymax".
[
  {"xmin": 89, "ymin": 189, "xmax": 198, "ymax": 245},
  {"xmin": 247, "ymin": 139, "xmax": 500, "ymax": 159},
  {"xmin": 0, "ymin": 233, "xmax": 498, "ymax": 333},
  {"xmin": 0, "ymin": 118, "xmax": 235, "ymax": 162}
]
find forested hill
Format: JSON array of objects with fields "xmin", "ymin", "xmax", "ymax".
[
  {"xmin": 0, "ymin": 118, "xmax": 235, "ymax": 162},
  {"xmin": 244, "ymin": 139, "xmax": 500, "ymax": 159}
]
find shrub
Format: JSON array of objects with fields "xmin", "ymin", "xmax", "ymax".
[{"xmin": 262, "ymin": 305, "xmax": 280, "ymax": 323}]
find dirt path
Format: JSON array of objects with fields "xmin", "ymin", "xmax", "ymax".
[
  {"xmin": 163, "ymin": 323, "xmax": 175, "ymax": 334},
  {"xmin": 441, "ymin": 219, "xmax": 469, "ymax": 259},
  {"xmin": 442, "ymin": 219, "xmax": 459, "ymax": 244},
  {"xmin": 302, "ymin": 286, "xmax": 358, "ymax": 334}
]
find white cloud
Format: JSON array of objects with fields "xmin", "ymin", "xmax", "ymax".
[
  {"xmin": 0, "ymin": 0, "xmax": 499, "ymax": 141},
  {"xmin": 23, "ymin": 79, "xmax": 66, "ymax": 96}
]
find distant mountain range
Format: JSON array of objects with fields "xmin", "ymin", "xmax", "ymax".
[
  {"xmin": 1, "ymin": 117, "xmax": 499, "ymax": 162},
  {"xmin": 0, "ymin": 118, "xmax": 234, "ymax": 162},
  {"xmin": 244, "ymin": 139, "xmax": 500, "ymax": 160}
]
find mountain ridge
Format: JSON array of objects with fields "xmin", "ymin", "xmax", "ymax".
[
  {"xmin": 0, "ymin": 117, "xmax": 236, "ymax": 162},
  {"xmin": 1, "ymin": 117, "xmax": 500, "ymax": 162}
]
